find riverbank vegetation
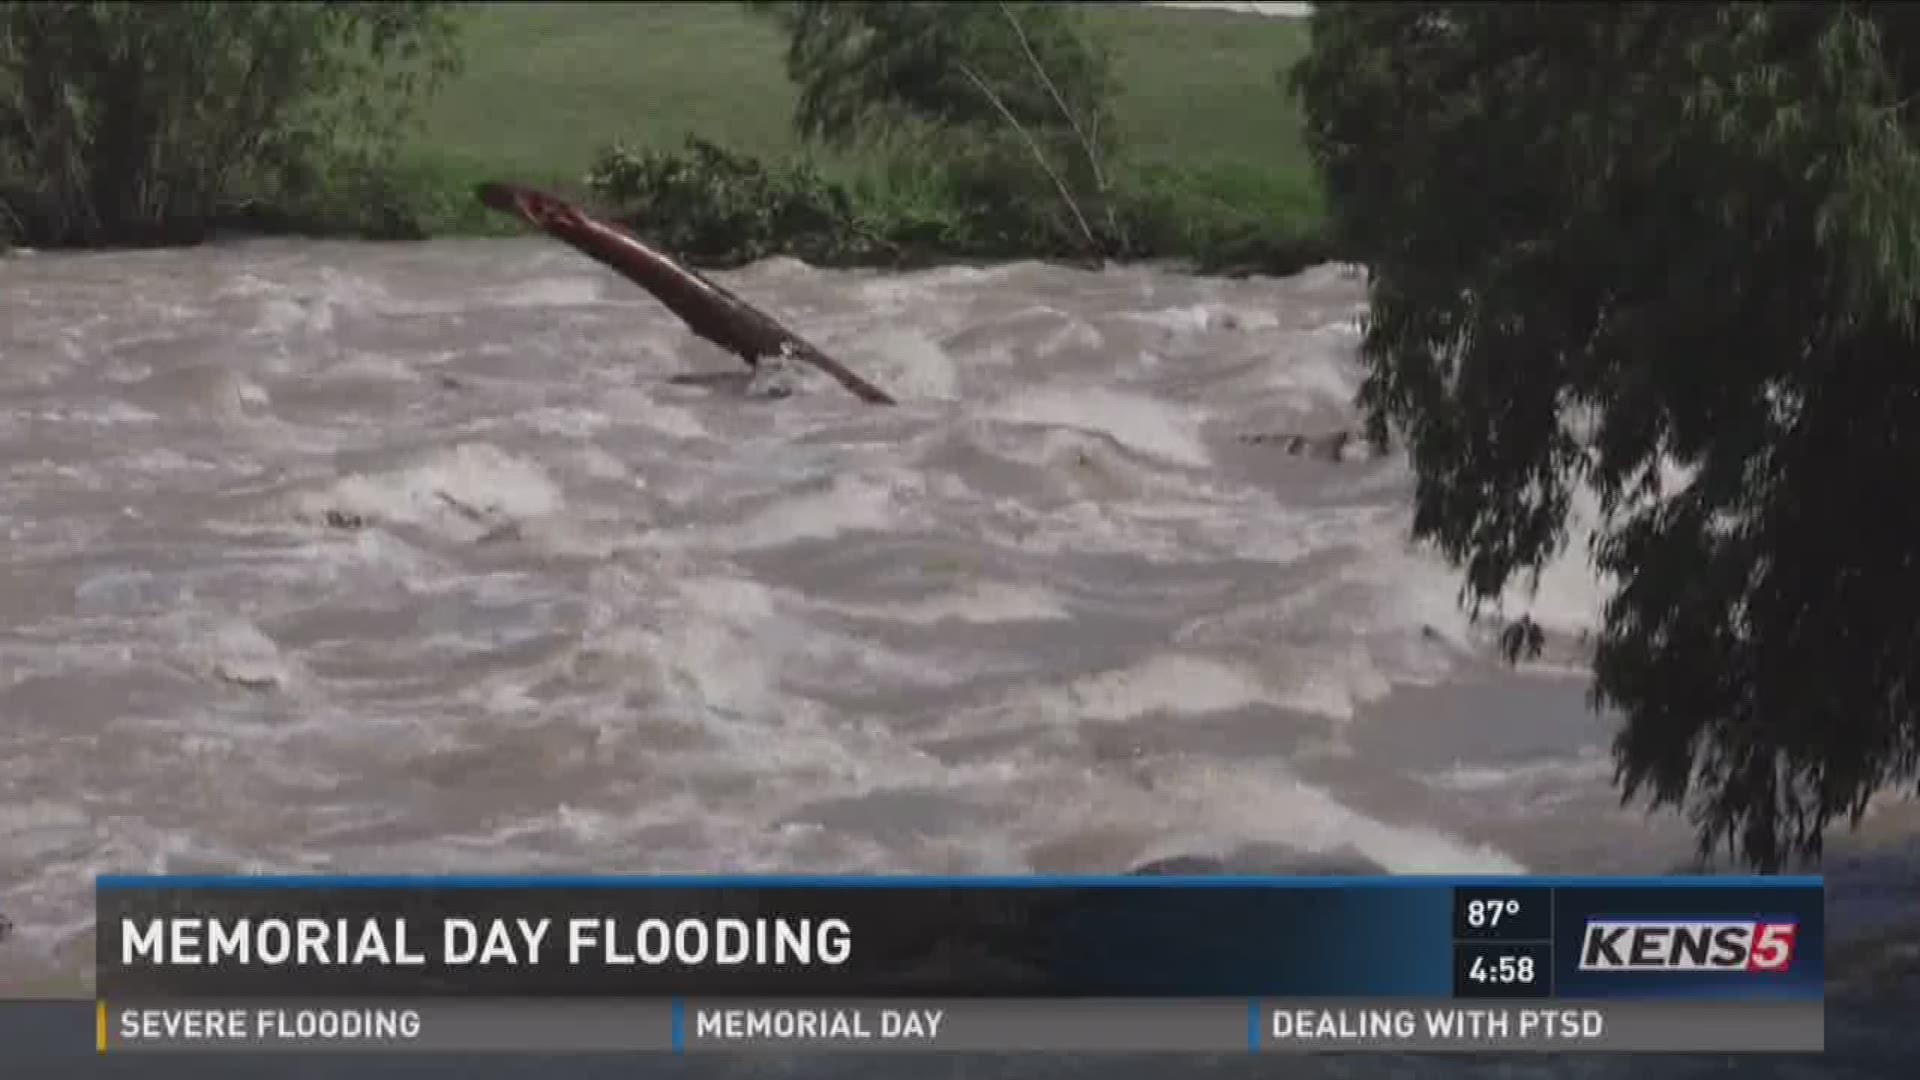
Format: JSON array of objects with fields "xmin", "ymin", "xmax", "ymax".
[
  {"xmin": 1296, "ymin": 2, "xmax": 1920, "ymax": 870},
  {"xmin": 0, "ymin": 1, "xmax": 1326, "ymax": 273},
  {"xmin": 0, "ymin": 2, "xmax": 462, "ymax": 247}
]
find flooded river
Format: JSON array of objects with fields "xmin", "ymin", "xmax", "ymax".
[{"xmin": 0, "ymin": 240, "xmax": 1911, "ymax": 1075}]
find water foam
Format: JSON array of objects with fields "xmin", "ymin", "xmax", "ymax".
[
  {"xmin": 13, "ymin": 241, "xmax": 1912, "ymax": 999},
  {"xmin": 991, "ymin": 387, "xmax": 1211, "ymax": 468},
  {"xmin": 293, "ymin": 442, "xmax": 565, "ymax": 539},
  {"xmin": 1012, "ymin": 654, "xmax": 1274, "ymax": 725},
  {"xmin": 821, "ymin": 582, "xmax": 1071, "ymax": 626},
  {"xmin": 709, "ymin": 470, "xmax": 920, "ymax": 549}
]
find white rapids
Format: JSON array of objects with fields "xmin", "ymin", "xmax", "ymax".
[{"xmin": 0, "ymin": 239, "xmax": 1912, "ymax": 1076}]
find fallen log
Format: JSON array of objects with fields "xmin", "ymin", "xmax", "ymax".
[{"xmin": 475, "ymin": 181, "xmax": 895, "ymax": 405}]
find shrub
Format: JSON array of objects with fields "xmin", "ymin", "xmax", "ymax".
[
  {"xmin": 0, "ymin": 1, "xmax": 460, "ymax": 247},
  {"xmin": 587, "ymin": 136, "xmax": 886, "ymax": 267},
  {"xmin": 754, "ymin": 0, "xmax": 1124, "ymax": 256},
  {"xmin": 1113, "ymin": 160, "xmax": 1335, "ymax": 274}
]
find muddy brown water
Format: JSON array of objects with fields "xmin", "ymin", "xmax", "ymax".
[{"xmin": 0, "ymin": 240, "xmax": 1912, "ymax": 1075}]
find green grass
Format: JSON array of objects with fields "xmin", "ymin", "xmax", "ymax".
[
  {"xmin": 393, "ymin": 0, "xmax": 1321, "ymax": 266},
  {"xmin": 1096, "ymin": 4, "xmax": 1313, "ymax": 176},
  {"xmin": 412, "ymin": 2, "xmax": 1309, "ymax": 176},
  {"xmin": 410, "ymin": 3, "xmax": 810, "ymax": 180}
]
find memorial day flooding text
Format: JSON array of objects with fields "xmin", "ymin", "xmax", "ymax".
[{"xmin": 118, "ymin": 914, "xmax": 853, "ymax": 968}]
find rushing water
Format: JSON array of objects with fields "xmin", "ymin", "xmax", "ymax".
[{"xmin": 1, "ymin": 239, "xmax": 1913, "ymax": 1075}]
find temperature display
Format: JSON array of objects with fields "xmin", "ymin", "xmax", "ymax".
[
  {"xmin": 1466, "ymin": 898, "xmax": 1521, "ymax": 929},
  {"xmin": 1452, "ymin": 886, "xmax": 1552, "ymax": 942}
]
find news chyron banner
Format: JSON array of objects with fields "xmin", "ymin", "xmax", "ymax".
[{"xmin": 94, "ymin": 875, "xmax": 1823, "ymax": 1054}]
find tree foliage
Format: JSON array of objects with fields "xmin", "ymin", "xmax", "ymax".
[
  {"xmin": 588, "ymin": 136, "xmax": 884, "ymax": 268},
  {"xmin": 0, "ymin": 1, "xmax": 460, "ymax": 246},
  {"xmin": 1293, "ymin": 2, "xmax": 1920, "ymax": 869},
  {"xmin": 751, "ymin": 0, "xmax": 1123, "ymax": 254},
  {"xmin": 753, "ymin": 1, "xmax": 1113, "ymax": 149}
]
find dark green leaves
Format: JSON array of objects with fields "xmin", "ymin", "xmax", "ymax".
[
  {"xmin": 1295, "ymin": 2, "xmax": 1920, "ymax": 869},
  {"xmin": 751, "ymin": 1, "xmax": 1122, "ymax": 256},
  {"xmin": 756, "ymin": 1, "xmax": 1114, "ymax": 153},
  {"xmin": 0, "ymin": 1, "xmax": 460, "ymax": 245}
]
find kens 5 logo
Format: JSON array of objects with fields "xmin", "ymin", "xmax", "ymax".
[{"xmin": 1578, "ymin": 919, "xmax": 1798, "ymax": 973}]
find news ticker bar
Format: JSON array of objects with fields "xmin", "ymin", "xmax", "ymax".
[
  {"xmin": 96, "ymin": 875, "xmax": 1826, "ymax": 1000},
  {"xmin": 97, "ymin": 998, "xmax": 1823, "ymax": 1053}
]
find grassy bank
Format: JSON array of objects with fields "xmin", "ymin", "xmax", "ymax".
[
  {"xmin": 413, "ymin": 3, "xmax": 1312, "ymax": 185},
  {"xmin": 395, "ymin": 1, "xmax": 1323, "ymax": 271}
]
